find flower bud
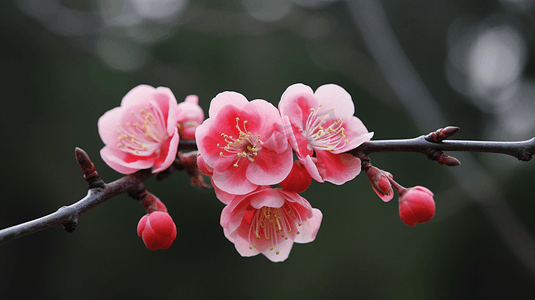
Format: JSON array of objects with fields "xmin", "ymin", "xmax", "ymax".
[
  {"xmin": 398, "ymin": 186, "xmax": 435, "ymax": 226},
  {"xmin": 137, "ymin": 211, "xmax": 177, "ymax": 251},
  {"xmin": 177, "ymin": 95, "xmax": 205, "ymax": 140},
  {"xmin": 365, "ymin": 166, "xmax": 393, "ymax": 202},
  {"xmin": 279, "ymin": 160, "xmax": 312, "ymax": 193}
]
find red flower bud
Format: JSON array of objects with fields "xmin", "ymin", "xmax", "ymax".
[
  {"xmin": 137, "ymin": 211, "xmax": 177, "ymax": 251},
  {"xmin": 279, "ymin": 160, "xmax": 312, "ymax": 193},
  {"xmin": 365, "ymin": 166, "xmax": 394, "ymax": 202},
  {"xmin": 398, "ymin": 186, "xmax": 435, "ymax": 226}
]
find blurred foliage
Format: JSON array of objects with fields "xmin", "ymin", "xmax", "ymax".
[{"xmin": 1, "ymin": 0, "xmax": 535, "ymax": 299}]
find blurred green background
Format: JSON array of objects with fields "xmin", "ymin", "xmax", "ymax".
[{"xmin": 2, "ymin": 0, "xmax": 535, "ymax": 299}]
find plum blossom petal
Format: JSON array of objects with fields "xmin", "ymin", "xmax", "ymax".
[
  {"xmin": 279, "ymin": 84, "xmax": 316, "ymax": 130},
  {"xmin": 212, "ymin": 178, "xmax": 238, "ymax": 205},
  {"xmin": 120, "ymin": 85, "xmax": 178, "ymax": 136},
  {"xmin": 329, "ymin": 117, "xmax": 374, "ymax": 154},
  {"xmin": 222, "ymin": 227, "xmax": 264, "ymax": 258},
  {"xmin": 294, "ymin": 208, "xmax": 322, "ymax": 243},
  {"xmin": 208, "ymin": 91, "xmax": 249, "ymax": 118},
  {"xmin": 299, "ymin": 155, "xmax": 323, "ymax": 183},
  {"xmin": 245, "ymin": 138, "xmax": 293, "ymax": 185},
  {"xmin": 196, "ymin": 153, "xmax": 214, "ymax": 177},
  {"xmin": 314, "ymin": 151, "xmax": 362, "ymax": 185},
  {"xmin": 98, "ymin": 84, "xmax": 180, "ymax": 174},
  {"xmin": 195, "ymin": 118, "xmax": 237, "ymax": 172},
  {"xmin": 262, "ymin": 239, "xmax": 294, "ymax": 262},
  {"xmin": 98, "ymin": 107, "xmax": 124, "ymax": 147},
  {"xmin": 249, "ymin": 188, "xmax": 286, "ymax": 209},
  {"xmin": 220, "ymin": 187, "xmax": 266, "ymax": 233},
  {"xmin": 212, "ymin": 162, "xmax": 259, "ymax": 195},
  {"xmin": 152, "ymin": 132, "xmax": 179, "ymax": 173},
  {"xmin": 100, "ymin": 147, "xmax": 156, "ymax": 174},
  {"xmin": 313, "ymin": 84, "xmax": 354, "ymax": 116}
]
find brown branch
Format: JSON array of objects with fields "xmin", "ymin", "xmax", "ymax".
[
  {"xmin": 0, "ymin": 149, "xmax": 151, "ymax": 243},
  {"xmin": 350, "ymin": 126, "xmax": 535, "ymax": 165},
  {"xmin": 1, "ymin": 128, "xmax": 534, "ymax": 244},
  {"xmin": 0, "ymin": 141, "xmax": 200, "ymax": 244}
]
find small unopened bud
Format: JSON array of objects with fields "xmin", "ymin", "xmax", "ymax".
[
  {"xmin": 365, "ymin": 166, "xmax": 394, "ymax": 202},
  {"xmin": 398, "ymin": 186, "xmax": 435, "ymax": 226},
  {"xmin": 177, "ymin": 95, "xmax": 205, "ymax": 140},
  {"xmin": 425, "ymin": 126, "xmax": 460, "ymax": 142},
  {"xmin": 137, "ymin": 211, "xmax": 177, "ymax": 251},
  {"xmin": 279, "ymin": 160, "xmax": 312, "ymax": 193}
]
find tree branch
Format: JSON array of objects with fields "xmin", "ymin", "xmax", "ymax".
[
  {"xmin": 350, "ymin": 127, "xmax": 535, "ymax": 165},
  {"xmin": 1, "ymin": 127, "xmax": 534, "ymax": 244},
  {"xmin": 0, "ymin": 149, "xmax": 151, "ymax": 243},
  {"xmin": 0, "ymin": 143, "xmax": 200, "ymax": 244}
]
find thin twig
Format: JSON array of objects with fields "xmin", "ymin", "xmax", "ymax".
[
  {"xmin": 351, "ymin": 133, "xmax": 535, "ymax": 163},
  {"xmin": 0, "ymin": 142, "xmax": 200, "ymax": 244},
  {"xmin": 0, "ymin": 150, "xmax": 151, "ymax": 243}
]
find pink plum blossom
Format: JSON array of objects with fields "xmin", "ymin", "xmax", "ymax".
[
  {"xmin": 220, "ymin": 186, "xmax": 322, "ymax": 262},
  {"xmin": 98, "ymin": 84, "xmax": 180, "ymax": 174},
  {"xmin": 279, "ymin": 83, "xmax": 374, "ymax": 185},
  {"xmin": 176, "ymin": 95, "xmax": 205, "ymax": 140},
  {"xmin": 195, "ymin": 91, "xmax": 293, "ymax": 195}
]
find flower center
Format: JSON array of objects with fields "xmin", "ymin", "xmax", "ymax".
[
  {"xmin": 116, "ymin": 107, "xmax": 167, "ymax": 155},
  {"xmin": 218, "ymin": 117, "xmax": 261, "ymax": 167},
  {"xmin": 304, "ymin": 104, "xmax": 349, "ymax": 151},
  {"xmin": 244, "ymin": 203, "xmax": 303, "ymax": 255}
]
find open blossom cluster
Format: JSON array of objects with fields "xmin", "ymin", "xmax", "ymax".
[
  {"xmin": 98, "ymin": 85, "xmax": 203, "ymax": 250},
  {"xmin": 195, "ymin": 83, "xmax": 373, "ymax": 262},
  {"xmin": 97, "ymin": 83, "xmax": 434, "ymax": 261}
]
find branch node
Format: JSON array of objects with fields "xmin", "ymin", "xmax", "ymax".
[
  {"xmin": 520, "ymin": 153, "xmax": 532, "ymax": 162},
  {"xmin": 128, "ymin": 188, "xmax": 148, "ymax": 201},
  {"xmin": 425, "ymin": 126, "xmax": 460, "ymax": 143},
  {"xmin": 177, "ymin": 152, "xmax": 211, "ymax": 189},
  {"xmin": 75, "ymin": 147, "xmax": 105, "ymax": 189},
  {"xmin": 57, "ymin": 206, "xmax": 79, "ymax": 233},
  {"xmin": 63, "ymin": 219, "xmax": 78, "ymax": 233},
  {"xmin": 361, "ymin": 156, "xmax": 372, "ymax": 171}
]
